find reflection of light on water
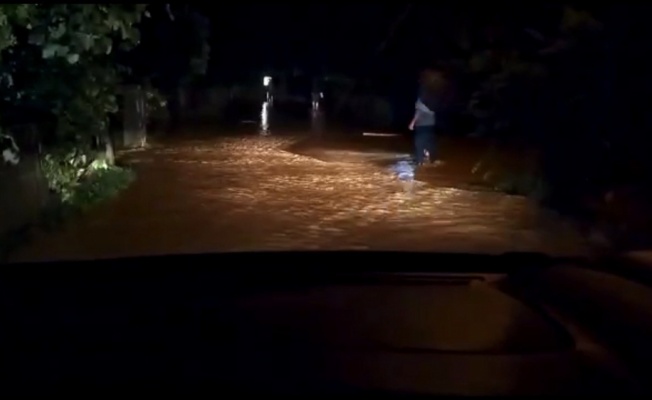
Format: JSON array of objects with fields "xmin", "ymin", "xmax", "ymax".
[
  {"xmin": 259, "ymin": 101, "xmax": 270, "ymax": 135},
  {"xmin": 312, "ymin": 92, "xmax": 323, "ymax": 110},
  {"xmin": 311, "ymin": 107, "xmax": 323, "ymax": 135}
]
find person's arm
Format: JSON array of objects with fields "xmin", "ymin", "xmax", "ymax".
[
  {"xmin": 408, "ymin": 113, "xmax": 417, "ymax": 130},
  {"xmin": 409, "ymin": 99, "xmax": 419, "ymax": 130}
]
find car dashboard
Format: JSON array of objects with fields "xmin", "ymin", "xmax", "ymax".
[{"xmin": 1, "ymin": 251, "xmax": 649, "ymax": 395}]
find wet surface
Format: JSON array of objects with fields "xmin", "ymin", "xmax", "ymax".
[{"xmin": 10, "ymin": 131, "xmax": 589, "ymax": 262}]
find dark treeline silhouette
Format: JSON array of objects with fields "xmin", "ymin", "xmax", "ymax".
[{"xmin": 382, "ymin": 3, "xmax": 652, "ymax": 249}]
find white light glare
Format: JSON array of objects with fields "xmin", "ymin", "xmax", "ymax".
[
  {"xmin": 263, "ymin": 76, "xmax": 271, "ymax": 87},
  {"xmin": 260, "ymin": 101, "xmax": 270, "ymax": 135}
]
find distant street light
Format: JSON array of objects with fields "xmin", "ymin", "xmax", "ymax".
[{"xmin": 263, "ymin": 76, "xmax": 273, "ymax": 103}]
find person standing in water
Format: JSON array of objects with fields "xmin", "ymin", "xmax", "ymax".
[{"xmin": 408, "ymin": 69, "xmax": 441, "ymax": 166}]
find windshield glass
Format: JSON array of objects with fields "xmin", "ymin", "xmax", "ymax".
[{"xmin": 2, "ymin": 3, "xmax": 650, "ymax": 263}]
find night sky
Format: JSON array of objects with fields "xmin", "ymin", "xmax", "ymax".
[
  {"xmin": 195, "ymin": 3, "xmax": 569, "ymax": 78},
  {"xmin": 205, "ymin": 4, "xmax": 407, "ymax": 73}
]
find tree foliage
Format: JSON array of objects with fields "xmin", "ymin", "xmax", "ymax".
[
  {"xmin": 447, "ymin": 5, "xmax": 613, "ymax": 201},
  {"xmin": 136, "ymin": 4, "xmax": 210, "ymax": 89},
  {"xmin": 0, "ymin": 4, "xmax": 149, "ymax": 145}
]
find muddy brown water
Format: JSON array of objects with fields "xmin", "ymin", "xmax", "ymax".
[{"xmin": 9, "ymin": 129, "xmax": 589, "ymax": 262}]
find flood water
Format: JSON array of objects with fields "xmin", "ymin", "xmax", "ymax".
[{"xmin": 9, "ymin": 101, "xmax": 590, "ymax": 262}]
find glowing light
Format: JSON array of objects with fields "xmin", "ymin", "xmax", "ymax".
[
  {"xmin": 263, "ymin": 76, "xmax": 271, "ymax": 87},
  {"xmin": 312, "ymin": 91, "xmax": 321, "ymax": 110},
  {"xmin": 260, "ymin": 101, "xmax": 270, "ymax": 135}
]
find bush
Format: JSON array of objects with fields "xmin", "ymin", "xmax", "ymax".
[
  {"xmin": 39, "ymin": 147, "xmax": 135, "ymax": 225},
  {"xmin": 1, "ymin": 153, "xmax": 134, "ymax": 261},
  {"xmin": 69, "ymin": 165, "xmax": 134, "ymax": 211}
]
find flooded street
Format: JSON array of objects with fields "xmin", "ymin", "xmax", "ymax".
[{"xmin": 10, "ymin": 120, "xmax": 589, "ymax": 262}]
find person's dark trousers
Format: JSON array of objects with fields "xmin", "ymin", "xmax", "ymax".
[{"xmin": 413, "ymin": 125, "xmax": 436, "ymax": 164}]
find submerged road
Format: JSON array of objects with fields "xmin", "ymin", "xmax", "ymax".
[{"xmin": 10, "ymin": 131, "xmax": 588, "ymax": 262}]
